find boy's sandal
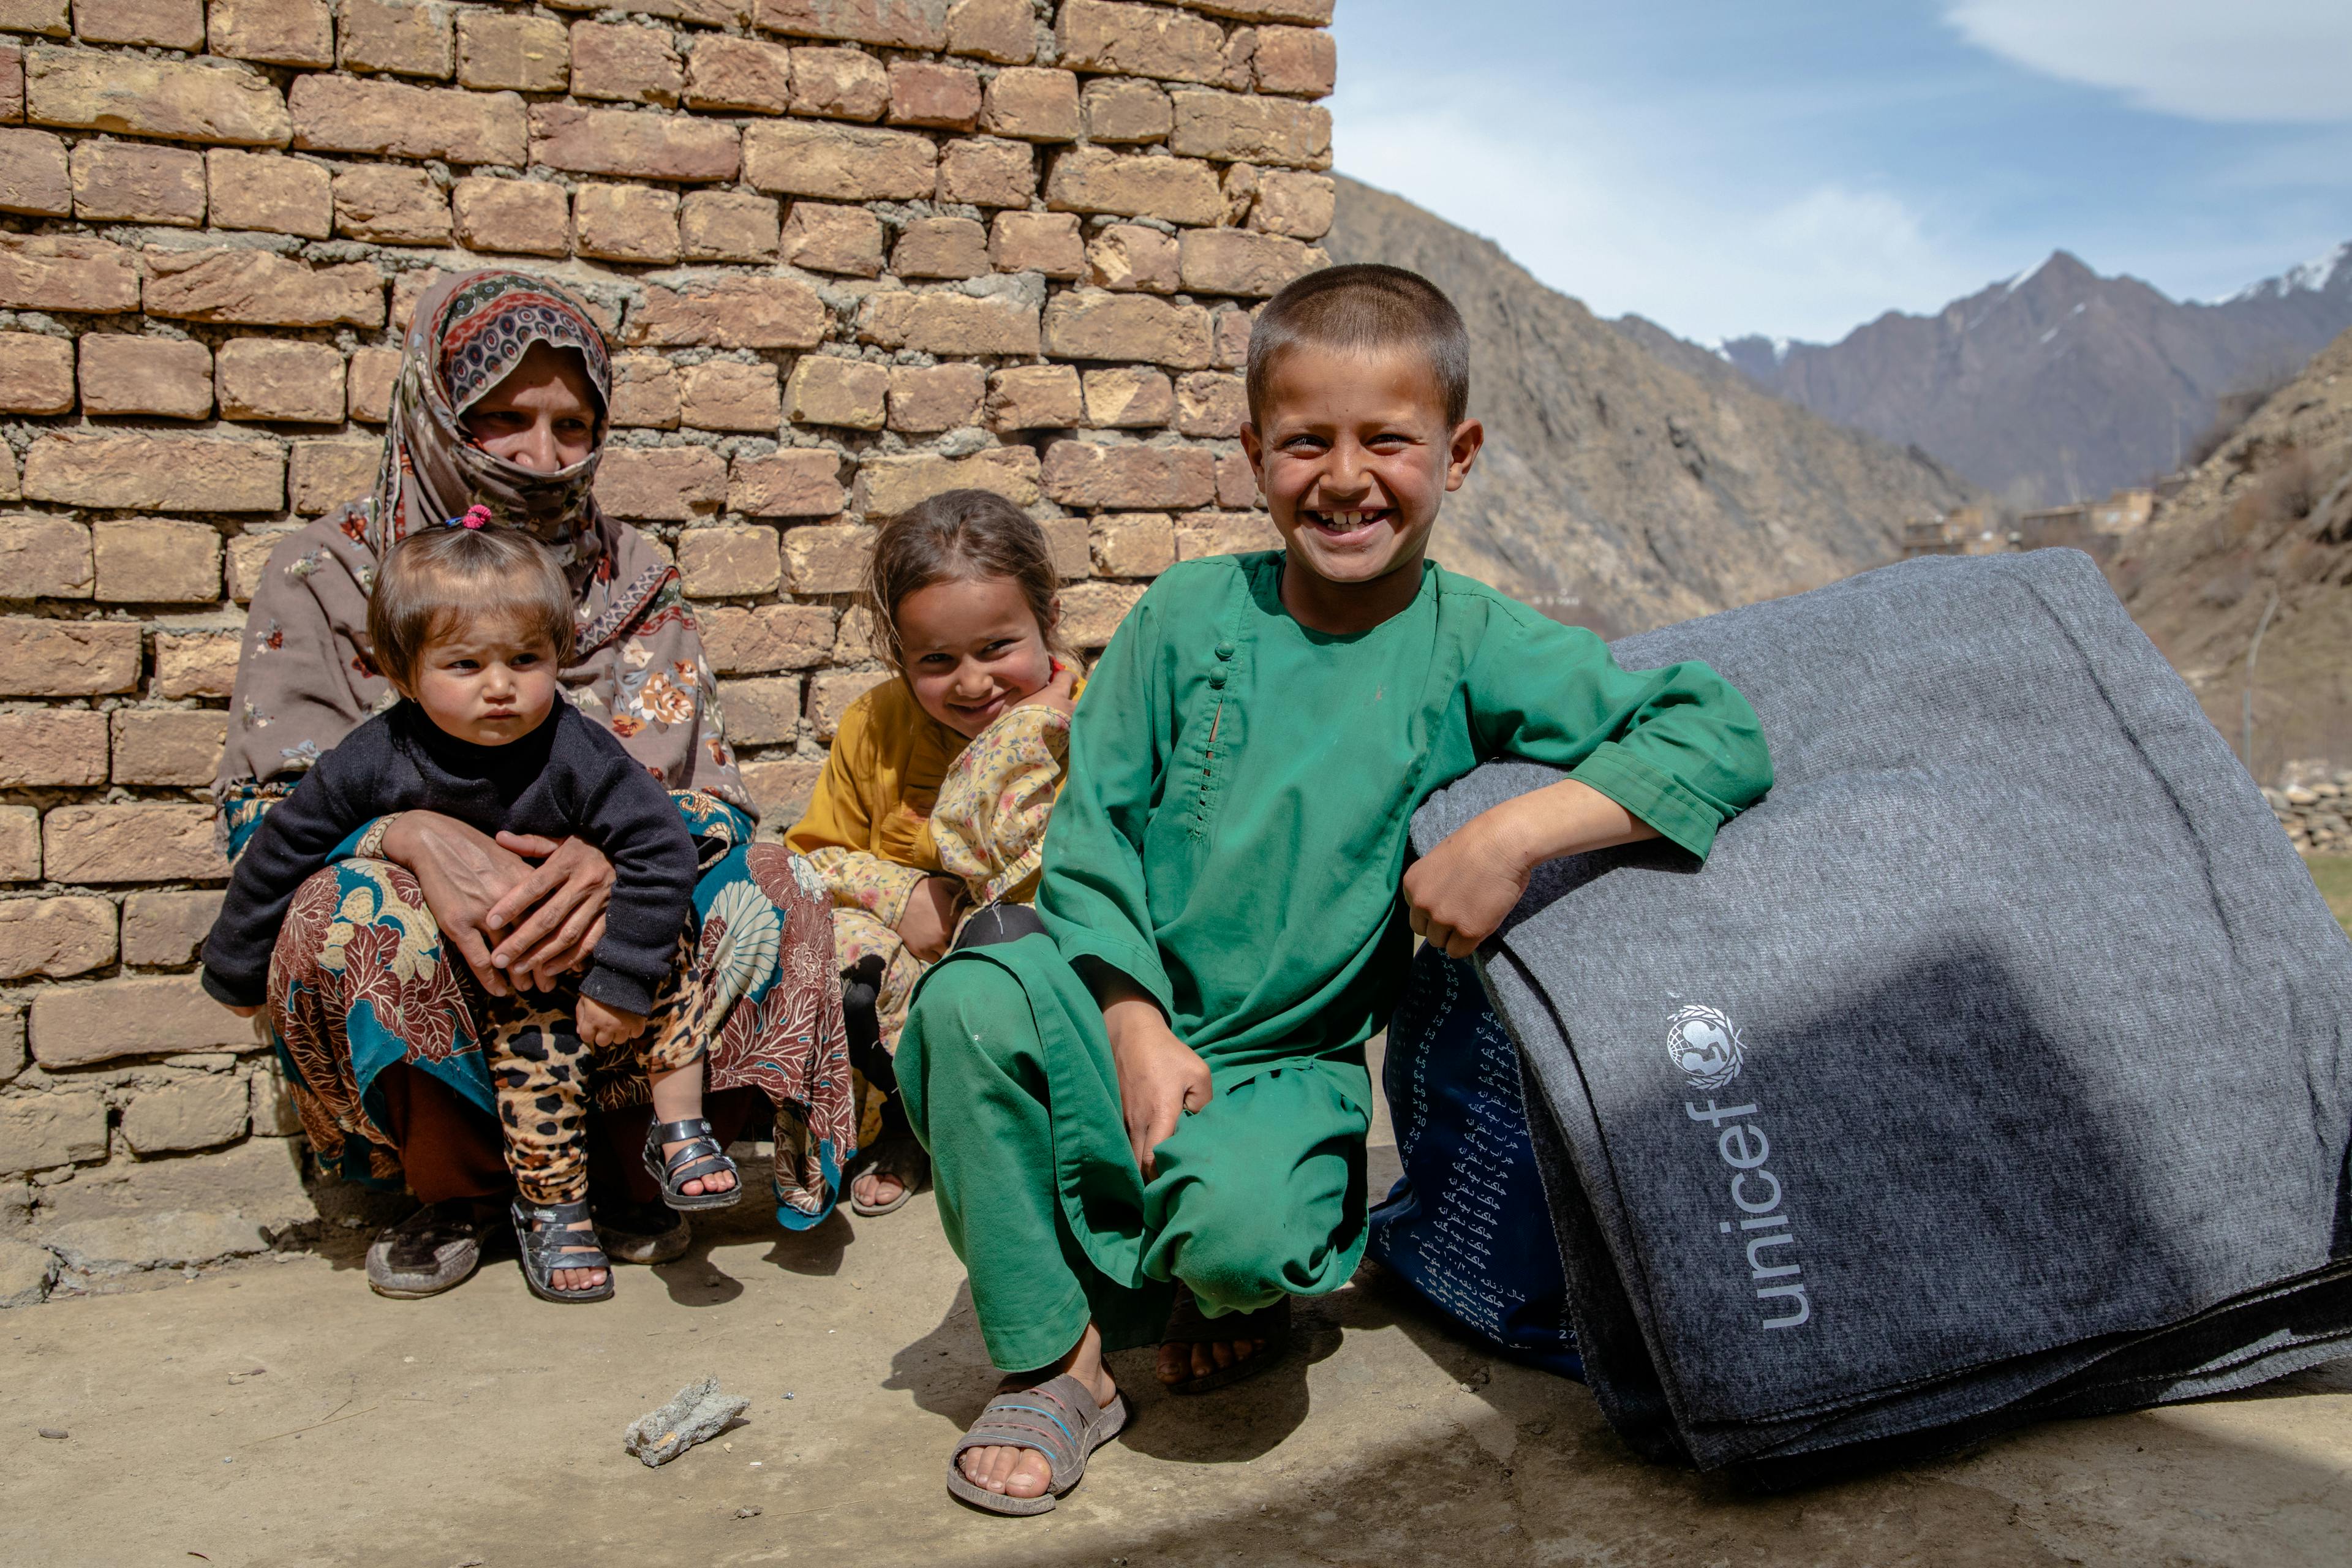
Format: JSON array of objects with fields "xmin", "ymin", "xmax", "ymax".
[
  {"xmin": 848, "ymin": 1137, "xmax": 931, "ymax": 1218},
  {"xmin": 1161, "ymin": 1292, "xmax": 1291, "ymax": 1395},
  {"xmin": 945, "ymin": 1373, "xmax": 1128, "ymax": 1517},
  {"xmin": 641, "ymin": 1117, "xmax": 742, "ymax": 1212},
  {"xmin": 590, "ymin": 1197, "xmax": 692, "ymax": 1266},
  {"xmin": 366, "ymin": 1198, "xmax": 493, "ymax": 1300},
  {"xmin": 511, "ymin": 1198, "xmax": 616, "ymax": 1304}
]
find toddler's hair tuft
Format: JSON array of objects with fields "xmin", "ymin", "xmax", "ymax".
[
  {"xmin": 368, "ymin": 523, "xmax": 575, "ymax": 691},
  {"xmin": 1246, "ymin": 263, "xmax": 1471, "ymax": 428}
]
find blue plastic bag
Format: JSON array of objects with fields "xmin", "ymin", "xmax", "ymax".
[{"xmin": 1368, "ymin": 945, "xmax": 1582, "ymax": 1378}]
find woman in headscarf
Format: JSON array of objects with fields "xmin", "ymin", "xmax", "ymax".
[{"xmin": 216, "ymin": 270, "xmax": 853, "ymax": 1299}]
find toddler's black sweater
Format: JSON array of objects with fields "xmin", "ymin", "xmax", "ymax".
[{"xmin": 200, "ymin": 700, "xmax": 698, "ymax": 1017}]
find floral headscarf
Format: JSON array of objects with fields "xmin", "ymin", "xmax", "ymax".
[{"xmin": 214, "ymin": 269, "xmax": 754, "ymax": 847}]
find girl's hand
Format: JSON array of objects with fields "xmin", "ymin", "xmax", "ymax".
[
  {"xmin": 895, "ymin": 875, "xmax": 961, "ymax": 963},
  {"xmin": 576, "ymin": 996, "xmax": 647, "ymax": 1047},
  {"xmin": 1011, "ymin": 658, "xmax": 1079, "ymax": 717},
  {"xmin": 381, "ymin": 810, "xmax": 538, "ymax": 995},
  {"xmin": 1099, "ymin": 975, "xmax": 1210, "ymax": 1178},
  {"xmin": 486, "ymin": 834, "xmax": 616, "ymax": 992}
]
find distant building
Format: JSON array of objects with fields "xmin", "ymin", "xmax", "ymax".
[
  {"xmin": 2090, "ymin": 488, "xmax": 2154, "ymax": 533},
  {"xmin": 1902, "ymin": 505, "xmax": 2019, "ymax": 558}
]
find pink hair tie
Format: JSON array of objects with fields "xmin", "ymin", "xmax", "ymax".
[{"xmin": 448, "ymin": 505, "xmax": 491, "ymax": 530}]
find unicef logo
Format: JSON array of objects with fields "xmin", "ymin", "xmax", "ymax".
[{"xmin": 1667, "ymin": 1004, "xmax": 1745, "ymax": 1091}]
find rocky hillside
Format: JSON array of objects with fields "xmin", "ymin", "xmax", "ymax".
[
  {"xmin": 1695, "ymin": 247, "xmax": 2352, "ymax": 508},
  {"xmin": 1325, "ymin": 178, "xmax": 1977, "ymax": 636},
  {"xmin": 2116, "ymin": 325, "xmax": 2352, "ymax": 778}
]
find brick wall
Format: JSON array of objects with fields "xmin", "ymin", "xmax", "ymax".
[{"xmin": 0, "ymin": 0, "xmax": 1330, "ymax": 1200}]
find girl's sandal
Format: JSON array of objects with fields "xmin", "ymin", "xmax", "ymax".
[
  {"xmin": 1161, "ymin": 1292, "xmax": 1291, "ymax": 1395},
  {"xmin": 641, "ymin": 1117, "xmax": 743, "ymax": 1212},
  {"xmin": 945, "ymin": 1373, "xmax": 1128, "ymax": 1517},
  {"xmin": 848, "ymin": 1137, "xmax": 931, "ymax": 1218},
  {"xmin": 511, "ymin": 1198, "xmax": 616, "ymax": 1304}
]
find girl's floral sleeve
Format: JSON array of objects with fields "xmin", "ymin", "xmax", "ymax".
[{"xmin": 932, "ymin": 704, "xmax": 1072, "ymax": 908}]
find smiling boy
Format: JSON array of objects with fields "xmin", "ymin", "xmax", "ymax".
[{"xmin": 898, "ymin": 264, "xmax": 1774, "ymax": 1512}]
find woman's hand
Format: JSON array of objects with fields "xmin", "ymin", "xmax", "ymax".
[
  {"xmin": 1011, "ymin": 659, "xmax": 1080, "ymax": 718},
  {"xmin": 381, "ymin": 810, "xmax": 538, "ymax": 995},
  {"xmin": 1099, "ymin": 976, "xmax": 1210, "ymax": 1178},
  {"xmin": 894, "ymin": 875, "xmax": 962, "ymax": 963},
  {"xmin": 486, "ymin": 834, "xmax": 615, "ymax": 992}
]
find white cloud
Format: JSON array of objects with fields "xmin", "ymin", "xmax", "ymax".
[{"xmin": 1945, "ymin": 0, "xmax": 2352, "ymax": 124}]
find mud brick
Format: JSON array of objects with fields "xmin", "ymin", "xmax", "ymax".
[
  {"xmin": 205, "ymin": 149, "xmax": 331, "ymax": 238},
  {"xmin": 778, "ymin": 199, "xmax": 882, "ymax": 275},
  {"xmin": 943, "ymin": 0, "xmax": 1033, "ymax": 63},
  {"xmin": 625, "ymin": 276, "xmax": 827, "ymax": 349},
  {"xmin": 0, "ymin": 444, "xmax": 18, "ymax": 502},
  {"xmin": 0, "ymin": 895, "xmax": 113, "ymax": 981},
  {"xmin": 856, "ymin": 288, "xmax": 1039, "ymax": 356},
  {"xmin": 0, "ymin": 234, "xmax": 137, "ymax": 312},
  {"xmin": 1178, "ymin": 227, "xmax": 1317, "ymax": 296},
  {"xmin": 145, "ymin": 249, "xmax": 384, "ymax": 329},
  {"xmin": 0, "ymin": 1088, "xmax": 106, "ymax": 1172},
  {"xmin": 754, "ymin": 0, "xmax": 948, "ymax": 50},
  {"xmin": 289, "ymin": 75, "xmax": 526, "ymax": 166},
  {"xmin": 743, "ymin": 119, "xmax": 933, "ymax": 200},
  {"xmin": 1248, "ymin": 167, "xmax": 1331, "ymax": 238},
  {"xmin": 1175, "ymin": 370, "xmax": 1245, "ymax": 439},
  {"xmin": 1211, "ymin": 301, "xmax": 1253, "ymax": 368},
  {"xmin": 1057, "ymin": 1, "xmax": 1231, "ymax": 85},
  {"xmin": 23, "ymin": 432, "xmax": 282, "ymax": 511},
  {"xmin": 457, "ymin": 12, "xmax": 568, "ymax": 92},
  {"xmin": 0, "ymin": 330, "xmax": 70, "ymax": 413},
  {"xmin": 153, "ymin": 627, "xmax": 238, "ymax": 698},
  {"xmin": 1180, "ymin": 0, "xmax": 1330, "ymax": 20},
  {"xmin": 982, "ymin": 66, "xmax": 1077, "ymax": 141},
  {"xmin": 573, "ymin": 182, "xmax": 679, "ymax": 263},
  {"xmin": 0, "ymin": 45, "xmax": 19, "ymax": 123},
  {"xmin": 683, "ymin": 35, "xmax": 790, "ymax": 113},
  {"xmin": 679, "ymin": 360, "xmax": 780, "ymax": 433},
  {"xmin": 852, "ymin": 446, "xmax": 1036, "ymax": 515},
  {"xmin": 830, "ymin": 600, "xmax": 881, "ymax": 659},
  {"xmin": 1043, "ymin": 439, "xmax": 1215, "ymax": 510},
  {"xmin": 778, "ymin": 522, "xmax": 868, "ymax": 592},
  {"xmin": 887, "ymin": 362, "xmax": 984, "ymax": 434},
  {"xmin": 93, "ymin": 518, "xmax": 221, "ymax": 603},
  {"xmin": 677, "ymin": 522, "xmax": 780, "ymax": 597},
  {"xmin": 214, "ymin": 338, "xmax": 342, "ymax": 423},
  {"xmin": 888, "ymin": 59, "xmax": 979, "ymax": 130},
  {"xmin": 679, "ymin": 190, "xmax": 779, "ymax": 262},
  {"xmin": 1213, "ymin": 449, "xmax": 1257, "ymax": 509},
  {"xmin": 1088, "ymin": 223, "xmax": 1178, "ymax": 293},
  {"xmin": 801, "ymin": 668, "xmax": 885, "ymax": 741},
  {"xmin": 698, "ymin": 600, "xmax": 832, "ymax": 672},
  {"xmin": 1082, "ymin": 77, "xmax": 1170, "ymax": 144},
  {"xmin": 68, "ymin": 139, "xmax": 202, "ymax": 225},
  {"xmin": 0, "ymin": 616, "xmax": 140, "ymax": 695},
  {"xmin": 119, "ymin": 888, "xmax": 224, "ymax": 967},
  {"xmin": 598, "ymin": 0, "xmax": 748, "ymax": 26},
  {"xmin": 1219, "ymin": 159, "xmax": 1257, "ymax": 223},
  {"xmin": 29, "ymin": 971, "xmax": 248, "ymax": 1068},
  {"xmin": 1043, "ymin": 290, "xmax": 1212, "ymax": 368},
  {"xmin": 986, "ymin": 364, "xmax": 1080, "ymax": 431},
  {"xmin": 1178, "ymin": 504, "xmax": 1274, "ymax": 557},
  {"xmin": 1089, "ymin": 511, "xmax": 1174, "ymax": 577},
  {"xmin": 530, "ymin": 103, "xmax": 738, "ymax": 183},
  {"xmin": 1083, "ymin": 365, "xmax": 1173, "ymax": 429},
  {"xmin": 120, "ymin": 1069, "xmax": 252, "ymax": 1154},
  {"xmin": 739, "ymin": 755, "xmax": 821, "ymax": 822},
  {"xmin": 332, "ymin": 164, "xmax": 450, "ymax": 244},
  {"xmin": 26, "ymin": 47, "xmax": 291, "ymax": 146},
  {"xmin": 208, "ymin": 0, "xmax": 334, "ymax": 66},
  {"xmin": 594, "ymin": 446, "xmax": 726, "ymax": 521},
  {"xmin": 608, "ymin": 352, "xmax": 679, "ymax": 429},
  {"xmin": 0, "ymin": 710, "xmax": 106, "ymax": 786},
  {"xmin": 1056, "ymin": 578, "xmax": 1145, "ymax": 646},
  {"xmin": 571, "ymin": 21, "xmax": 681, "ymax": 106},
  {"xmin": 989, "ymin": 209, "xmax": 1081, "ymax": 277},
  {"xmin": 1044, "ymin": 146, "xmax": 1220, "ymax": 226},
  {"xmin": 892, "ymin": 215, "xmax": 988, "ymax": 279},
  {"xmin": 0, "ymin": 0, "xmax": 62, "ymax": 34},
  {"xmin": 110, "ymin": 706, "xmax": 224, "ymax": 785},
  {"xmin": 1253, "ymin": 24, "xmax": 1333, "ymax": 96},
  {"xmin": 1170, "ymin": 88, "xmax": 1327, "ymax": 168},
  {"xmin": 0, "ymin": 805, "xmax": 35, "ymax": 883},
  {"xmin": 784, "ymin": 354, "xmax": 885, "ymax": 429},
  {"xmin": 289, "ymin": 437, "xmax": 380, "ymax": 515},
  {"xmin": 719, "ymin": 674, "xmax": 801, "ymax": 745},
  {"xmin": 0, "ymin": 126, "xmax": 66, "ymax": 214},
  {"xmin": 933, "ymin": 133, "xmax": 1031, "ymax": 207},
  {"xmin": 729, "ymin": 448, "xmax": 843, "ymax": 516},
  {"xmin": 346, "ymin": 345, "xmax": 398, "ymax": 423},
  {"xmin": 790, "ymin": 43, "xmax": 886, "ymax": 121},
  {"xmin": 224, "ymin": 524, "xmax": 285, "ymax": 596},
  {"xmin": 0, "ymin": 514, "xmax": 91, "ymax": 597},
  {"xmin": 452, "ymin": 175, "xmax": 568, "ymax": 257},
  {"xmin": 339, "ymin": 0, "xmax": 453, "ymax": 78},
  {"xmin": 77, "ymin": 334, "xmax": 207, "ymax": 418}
]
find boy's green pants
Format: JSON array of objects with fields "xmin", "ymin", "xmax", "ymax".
[{"xmin": 897, "ymin": 934, "xmax": 1373, "ymax": 1372}]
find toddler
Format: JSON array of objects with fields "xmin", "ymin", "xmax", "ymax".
[
  {"xmin": 787, "ymin": 488, "xmax": 1080, "ymax": 1216},
  {"xmin": 201, "ymin": 516, "xmax": 719, "ymax": 1303}
]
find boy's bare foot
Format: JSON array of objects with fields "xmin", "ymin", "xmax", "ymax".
[
  {"xmin": 660, "ymin": 1132, "xmax": 737, "ymax": 1197},
  {"xmin": 958, "ymin": 1322, "xmax": 1118, "ymax": 1501},
  {"xmin": 1156, "ymin": 1333, "xmax": 1265, "ymax": 1385}
]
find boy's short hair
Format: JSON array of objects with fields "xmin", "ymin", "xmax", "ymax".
[
  {"xmin": 1246, "ymin": 263, "xmax": 1471, "ymax": 428},
  {"xmin": 367, "ymin": 524, "xmax": 575, "ymax": 690}
]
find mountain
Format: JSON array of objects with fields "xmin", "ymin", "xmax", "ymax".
[
  {"xmin": 2115, "ymin": 322, "xmax": 2352, "ymax": 780},
  {"xmin": 1324, "ymin": 177, "xmax": 1978, "ymax": 636},
  {"xmin": 1675, "ymin": 246, "xmax": 2352, "ymax": 509}
]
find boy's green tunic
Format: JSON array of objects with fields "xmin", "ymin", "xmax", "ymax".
[{"xmin": 900, "ymin": 552, "xmax": 1771, "ymax": 1369}]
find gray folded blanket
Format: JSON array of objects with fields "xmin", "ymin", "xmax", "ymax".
[{"xmin": 1414, "ymin": 548, "xmax": 2352, "ymax": 1488}]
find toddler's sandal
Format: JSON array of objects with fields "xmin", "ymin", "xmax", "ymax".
[
  {"xmin": 946, "ymin": 1373, "xmax": 1128, "ymax": 1517},
  {"xmin": 642, "ymin": 1116, "xmax": 742, "ymax": 1212},
  {"xmin": 511, "ymin": 1198, "xmax": 616, "ymax": 1304}
]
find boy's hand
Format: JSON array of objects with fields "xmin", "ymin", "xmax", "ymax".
[
  {"xmin": 576, "ymin": 997, "xmax": 647, "ymax": 1047},
  {"xmin": 1405, "ymin": 778, "xmax": 1659, "ymax": 958},
  {"xmin": 1098, "ymin": 977, "xmax": 1210, "ymax": 1178},
  {"xmin": 895, "ymin": 875, "xmax": 962, "ymax": 963}
]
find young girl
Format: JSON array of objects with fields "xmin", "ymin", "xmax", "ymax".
[
  {"xmin": 786, "ymin": 489, "xmax": 1082, "ymax": 1216},
  {"xmin": 202, "ymin": 518, "xmax": 736, "ymax": 1303}
]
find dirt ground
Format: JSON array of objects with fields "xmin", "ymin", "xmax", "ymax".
[{"xmin": 6, "ymin": 1122, "xmax": 2351, "ymax": 1568}]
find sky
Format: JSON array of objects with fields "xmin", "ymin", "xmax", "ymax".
[{"xmin": 1327, "ymin": 0, "xmax": 2352, "ymax": 346}]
